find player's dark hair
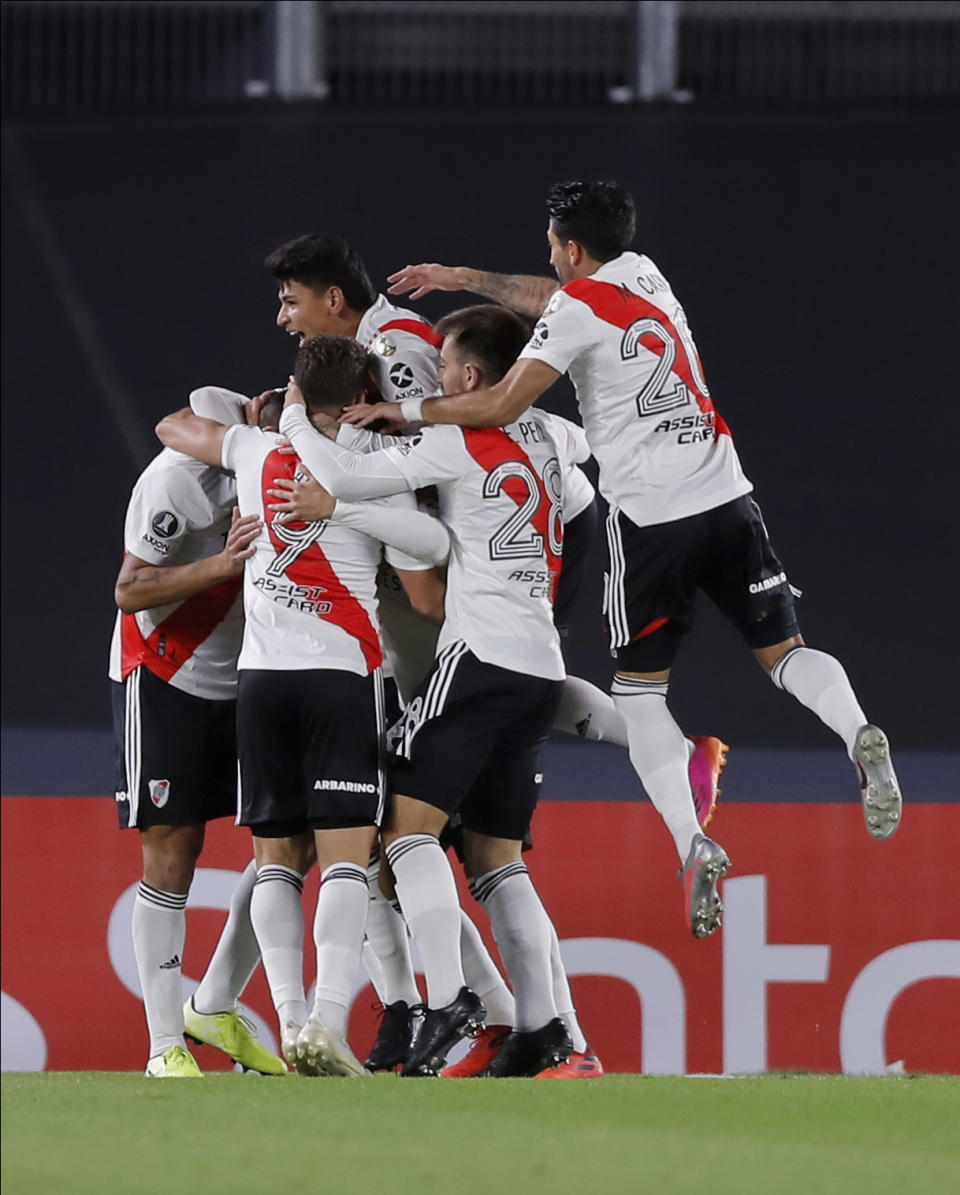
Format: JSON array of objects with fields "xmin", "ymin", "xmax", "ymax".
[
  {"xmin": 546, "ymin": 180, "xmax": 635, "ymax": 261},
  {"xmin": 258, "ymin": 390, "xmax": 285, "ymax": 431},
  {"xmin": 294, "ymin": 334, "xmax": 370, "ymax": 415},
  {"xmin": 265, "ymin": 233, "xmax": 377, "ymax": 313},
  {"xmin": 435, "ymin": 304, "xmax": 532, "ymax": 386}
]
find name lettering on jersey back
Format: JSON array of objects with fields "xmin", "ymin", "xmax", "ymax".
[
  {"xmin": 634, "ymin": 271, "xmax": 672, "ymax": 297},
  {"xmin": 515, "ymin": 418, "xmax": 551, "ymax": 447},
  {"xmin": 314, "ymin": 779, "xmax": 378, "ymax": 794}
]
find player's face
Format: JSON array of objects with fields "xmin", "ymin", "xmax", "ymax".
[
  {"xmin": 438, "ymin": 336, "xmax": 470, "ymax": 395},
  {"xmin": 547, "ymin": 222, "xmax": 575, "ymax": 285},
  {"xmin": 275, "ymin": 280, "xmax": 338, "ymax": 345}
]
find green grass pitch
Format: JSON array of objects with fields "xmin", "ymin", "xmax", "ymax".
[{"xmin": 3, "ymin": 1073, "xmax": 958, "ymax": 1195}]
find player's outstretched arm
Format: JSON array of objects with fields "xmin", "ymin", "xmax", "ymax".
[
  {"xmin": 387, "ymin": 263, "xmax": 558, "ymax": 318},
  {"xmin": 267, "ymin": 471, "xmax": 451, "ymax": 567},
  {"xmin": 340, "ymin": 357, "xmax": 562, "ymax": 432},
  {"xmin": 395, "ymin": 568, "xmax": 446, "ymax": 622},
  {"xmin": 114, "ymin": 509, "xmax": 260, "ymax": 613},
  {"xmin": 155, "ymin": 408, "xmax": 230, "ymax": 467}
]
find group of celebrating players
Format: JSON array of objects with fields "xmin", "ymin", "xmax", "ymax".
[{"xmin": 110, "ymin": 181, "xmax": 902, "ymax": 1079}]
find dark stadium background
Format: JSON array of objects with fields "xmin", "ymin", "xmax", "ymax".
[{"xmin": 1, "ymin": 3, "xmax": 957, "ymax": 799}]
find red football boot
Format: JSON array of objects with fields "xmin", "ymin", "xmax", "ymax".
[
  {"xmin": 535, "ymin": 1049, "xmax": 604, "ymax": 1079},
  {"xmin": 439, "ymin": 1025, "xmax": 510, "ymax": 1077}
]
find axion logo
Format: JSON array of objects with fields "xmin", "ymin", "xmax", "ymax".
[{"xmin": 389, "ymin": 363, "xmax": 415, "ymax": 389}]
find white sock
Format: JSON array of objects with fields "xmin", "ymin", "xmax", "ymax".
[
  {"xmin": 250, "ymin": 864, "xmax": 307, "ymax": 1030},
  {"xmin": 612, "ymin": 676, "xmax": 701, "ymax": 861},
  {"xmin": 548, "ymin": 923, "xmax": 587, "ymax": 1053},
  {"xmin": 772, "ymin": 647, "xmax": 867, "ymax": 758},
  {"xmin": 363, "ymin": 861, "xmax": 421, "ymax": 1007},
  {"xmin": 311, "ymin": 862, "xmax": 369, "ymax": 1037},
  {"xmin": 471, "ymin": 864, "xmax": 557, "ymax": 1033},
  {"xmin": 386, "ymin": 835, "xmax": 464, "ymax": 1009},
  {"xmin": 459, "ymin": 908, "xmax": 515, "ymax": 1027},
  {"xmin": 554, "ymin": 675, "xmax": 629, "ymax": 747},
  {"xmin": 192, "ymin": 859, "xmax": 259, "ymax": 1015},
  {"xmin": 132, "ymin": 881, "xmax": 188, "ymax": 1058}
]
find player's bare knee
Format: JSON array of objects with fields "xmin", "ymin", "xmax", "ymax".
[
  {"xmin": 755, "ymin": 634, "xmax": 805, "ymax": 677},
  {"xmin": 253, "ymin": 830, "xmax": 313, "ymax": 874},
  {"xmin": 140, "ymin": 823, "xmax": 204, "ymax": 893},
  {"xmin": 462, "ymin": 831, "xmax": 523, "ymax": 880},
  {"xmin": 382, "ymin": 793, "xmax": 448, "ymax": 844}
]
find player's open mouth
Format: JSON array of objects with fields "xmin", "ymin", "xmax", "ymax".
[{"xmin": 287, "ymin": 330, "xmax": 306, "ymax": 346}]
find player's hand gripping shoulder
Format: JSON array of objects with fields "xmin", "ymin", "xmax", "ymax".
[
  {"xmin": 267, "ymin": 469, "xmax": 337, "ymax": 524},
  {"xmin": 114, "ymin": 508, "xmax": 260, "ymax": 613},
  {"xmin": 339, "ymin": 401, "xmax": 406, "ymax": 432}
]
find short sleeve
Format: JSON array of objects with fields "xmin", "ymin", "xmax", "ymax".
[
  {"xmin": 220, "ymin": 423, "xmax": 261, "ymax": 475},
  {"xmin": 517, "ymin": 289, "xmax": 597, "ymax": 376},
  {"xmin": 124, "ymin": 465, "xmax": 210, "ymax": 564},
  {"xmin": 369, "ymin": 334, "xmax": 439, "ymax": 403},
  {"xmin": 380, "ymin": 426, "xmax": 465, "ymax": 491}
]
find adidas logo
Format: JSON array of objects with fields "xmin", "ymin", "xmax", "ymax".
[{"xmin": 159, "ymin": 954, "xmax": 181, "ymax": 970}]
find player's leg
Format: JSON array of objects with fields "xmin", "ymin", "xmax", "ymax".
[
  {"xmin": 249, "ymin": 832, "xmax": 313, "ymax": 1063},
  {"xmin": 115, "ymin": 665, "xmax": 235, "ymax": 1076},
  {"xmin": 294, "ymin": 667, "xmax": 385, "ymax": 1077},
  {"xmin": 384, "ymin": 645, "xmax": 511, "ymax": 1075},
  {"xmin": 605, "ymin": 508, "xmax": 730, "ymax": 937},
  {"xmin": 236, "ymin": 669, "xmax": 314, "ymax": 1060},
  {"xmin": 763, "ymin": 640, "xmax": 901, "ymax": 838},
  {"xmin": 704, "ymin": 496, "xmax": 901, "ymax": 839},
  {"xmin": 181, "ymin": 696, "xmax": 287, "ymax": 1075},
  {"xmin": 457, "ymin": 676, "xmax": 572, "ymax": 1077},
  {"xmin": 135, "ymin": 823, "xmax": 204, "ymax": 1075}
]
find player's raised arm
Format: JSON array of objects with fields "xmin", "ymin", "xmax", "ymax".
[
  {"xmin": 155, "ymin": 408, "xmax": 231, "ymax": 468},
  {"xmin": 387, "ymin": 263, "xmax": 557, "ymax": 318}
]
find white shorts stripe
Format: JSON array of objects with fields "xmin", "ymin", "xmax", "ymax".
[
  {"xmin": 124, "ymin": 667, "xmax": 143, "ymax": 826},
  {"xmin": 372, "ymin": 667, "xmax": 386, "ymax": 825},
  {"xmin": 400, "ymin": 640, "xmax": 468, "ymax": 759},
  {"xmin": 605, "ymin": 508, "xmax": 629, "ymax": 648}
]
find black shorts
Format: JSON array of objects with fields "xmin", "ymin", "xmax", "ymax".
[
  {"xmin": 605, "ymin": 495, "xmax": 801, "ymax": 672},
  {"xmin": 390, "ymin": 641, "xmax": 562, "ymax": 841},
  {"xmin": 237, "ymin": 668, "xmax": 385, "ymax": 837},
  {"xmin": 554, "ymin": 498, "xmax": 599, "ymax": 639},
  {"xmin": 111, "ymin": 665, "xmax": 237, "ymax": 830}
]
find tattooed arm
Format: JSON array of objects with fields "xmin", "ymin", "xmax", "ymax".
[{"xmin": 386, "ymin": 263, "xmax": 558, "ymax": 319}]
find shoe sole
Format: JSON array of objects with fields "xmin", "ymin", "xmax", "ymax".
[
  {"xmin": 687, "ymin": 848, "xmax": 730, "ymax": 939},
  {"xmin": 855, "ymin": 726, "xmax": 902, "ymax": 840},
  {"xmin": 296, "ymin": 1026, "xmax": 369, "ymax": 1078}
]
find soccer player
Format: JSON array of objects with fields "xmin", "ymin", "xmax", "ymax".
[
  {"xmin": 349, "ymin": 180, "xmax": 904, "ymax": 940},
  {"xmin": 268, "ymin": 232, "xmax": 441, "ymax": 407},
  {"xmin": 156, "ymin": 335, "xmax": 449, "ymax": 1077},
  {"xmin": 278, "ymin": 356, "xmax": 574, "ymax": 1078},
  {"xmin": 110, "ymin": 391, "xmax": 287, "ymax": 1078}
]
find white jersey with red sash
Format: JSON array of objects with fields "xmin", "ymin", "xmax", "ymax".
[
  {"xmin": 377, "ymin": 415, "xmax": 566, "ymax": 682},
  {"xmin": 518, "ymin": 250, "xmax": 752, "ymax": 528},
  {"xmin": 356, "ymin": 292, "xmax": 441, "ymax": 404},
  {"xmin": 221, "ymin": 424, "xmax": 423, "ymax": 677},
  {"xmin": 108, "ymin": 450, "xmax": 243, "ymax": 700}
]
